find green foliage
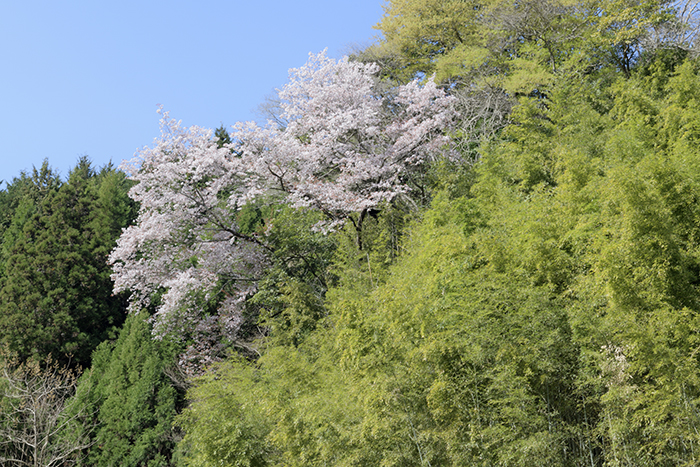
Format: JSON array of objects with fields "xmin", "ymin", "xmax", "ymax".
[
  {"xmin": 469, "ymin": 52, "xmax": 700, "ymax": 464},
  {"xmin": 214, "ymin": 125, "xmax": 232, "ymax": 149},
  {"xmin": 0, "ymin": 157, "xmax": 134, "ymax": 366},
  {"xmin": 371, "ymin": 0, "xmax": 680, "ymax": 92},
  {"xmin": 371, "ymin": 0, "xmax": 483, "ymax": 83},
  {"xmin": 249, "ymin": 205, "xmax": 336, "ymax": 347},
  {"xmin": 177, "ymin": 51, "xmax": 700, "ymax": 466},
  {"xmin": 175, "ymin": 357, "xmax": 271, "ymax": 467},
  {"xmin": 75, "ymin": 311, "xmax": 183, "ymax": 467},
  {"xmin": 0, "ymin": 160, "xmax": 62, "ymax": 277}
]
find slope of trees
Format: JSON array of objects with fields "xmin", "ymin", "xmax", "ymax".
[
  {"xmin": 175, "ymin": 49, "xmax": 700, "ymax": 465},
  {"xmin": 3, "ymin": 1, "xmax": 700, "ymax": 466}
]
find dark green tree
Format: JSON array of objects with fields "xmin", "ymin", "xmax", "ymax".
[
  {"xmin": 0, "ymin": 160, "xmax": 61, "ymax": 232},
  {"xmin": 0, "ymin": 157, "xmax": 135, "ymax": 366},
  {"xmin": 0, "ymin": 160, "xmax": 62, "ymax": 277},
  {"xmin": 75, "ymin": 311, "xmax": 183, "ymax": 467}
]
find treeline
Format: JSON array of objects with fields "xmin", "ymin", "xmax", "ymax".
[
  {"xmin": 0, "ymin": 158, "xmax": 137, "ymax": 367},
  {"xmin": 3, "ymin": 0, "xmax": 700, "ymax": 465}
]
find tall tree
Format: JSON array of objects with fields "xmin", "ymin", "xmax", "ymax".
[
  {"xmin": 0, "ymin": 158, "xmax": 134, "ymax": 366},
  {"xmin": 0, "ymin": 161, "xmax": 62, "ymax": 278}
]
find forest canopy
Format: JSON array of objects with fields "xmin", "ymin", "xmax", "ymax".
[{"xmin": 3, "ymin": 0, "xmax": 700, "ymax": 466}]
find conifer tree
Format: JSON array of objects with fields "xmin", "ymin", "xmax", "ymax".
[
  {"xmin": 0, "ymin": 158, "xmax": 134, "ymax": 366},
  {"xmin": 75, "ymin": 311, "xmax": 183, "ymax": 467},
  {"xmin": 0, "ymin": 160, "xmax": 62, "ymax": 277}
]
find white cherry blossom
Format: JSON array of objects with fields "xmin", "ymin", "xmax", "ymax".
[{"xmin": 110, "ymin": 51, "xmax": 458, "ymax": 342}]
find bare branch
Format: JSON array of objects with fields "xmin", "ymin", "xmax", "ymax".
[{"xmin": 0, "ymin": 355, "xmax": 94, "ymax": 467}]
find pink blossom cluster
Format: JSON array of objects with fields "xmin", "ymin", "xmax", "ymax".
[
  {"xmin": 230, "ymin": 51, "xmax": 458, "ymax": 221},
  {"xmin": 109, "ymin": 111, "xmax": 266, "ymax": 338},
  {"xmin": 110, "ymin": 51, "xmax": 458, "ymax": 342}
]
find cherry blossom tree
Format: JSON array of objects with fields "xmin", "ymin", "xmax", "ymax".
[
  {"xmin": 109, "ymin": 51, "xmax": 458, "ymax": 345},
  {"xmin": 230, "ymin": 51, "xmax": 458, "ymax": 229},
  {"xmin": 109, "ymin": 112, "xmax": 267, "ymax": 341}
]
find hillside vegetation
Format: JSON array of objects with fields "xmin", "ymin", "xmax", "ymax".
[{"xmin": 3, "ymin": 0, "xmax": 700, "ymax": 465}]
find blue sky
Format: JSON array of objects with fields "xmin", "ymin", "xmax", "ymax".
[{"xmin": 0, "ymin": 0, "xmax": 385, "ymax": 186}]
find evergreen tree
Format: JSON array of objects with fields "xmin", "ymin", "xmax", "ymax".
[
  {"xmin": 75, "ymin": 311, "xmax": 183, "ymax": 467},
  {"xmin": 0, "ymin": 160, "xmax": 62, "ymax": 277},
  {"xmin": 0, "ymin": 157, "xmax": 135, "ymax": 366}
]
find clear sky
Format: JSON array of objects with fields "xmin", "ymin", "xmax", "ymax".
[{"xmin": 0, "ymin": 0, "xmax": 385, "ymax": 186}]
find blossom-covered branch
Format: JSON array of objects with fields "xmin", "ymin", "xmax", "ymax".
[
  {"xmin": 230, "ymin": 51, "xmax": 459, "ymax": 222},
  {"xmin": 110, "ymin": 51, "xmax": 458, "ymax": 342},
  {"xmin": 109, "ymin": 111, "xmax": 267, "ymax": 339}
]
